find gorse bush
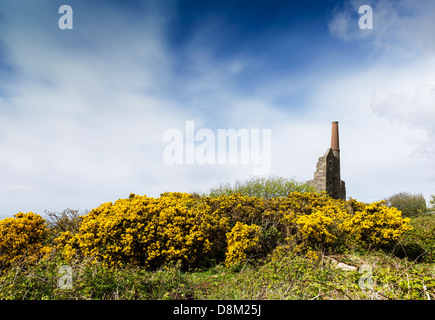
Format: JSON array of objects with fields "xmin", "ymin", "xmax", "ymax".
[
  {"xmin": 225, "ymin": 222, "xmax": 260, "ymax": 267},
  {"xmin": 2, "ymin": 170, "xmax": 434, "ymax": 302},
  {"xmin": 55, "ymin": 192, "xmax": 231, "ymax": 269},
  {"xmin": 0, "ymin": 175, "xmax": 416, "ymax": 273},
  {"xmin": 53, "ymin": 191, "xmax": 412, "ymax": 269},
  {"xmin": 0, "ymin": 212, "xmax": 50, "ymax": 271},
  {"xmin": 0, "ymin": 178, "xmax": 433, "ymax": 300},
  {"xmin": 341, "ymin": 201, "xmax": 412, "ymax": 246}
]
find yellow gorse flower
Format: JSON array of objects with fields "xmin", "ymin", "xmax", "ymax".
[
  {"xmin": 340, "ymin": 200, "xmax": 412, "ymax": 245},
  {"xmin": 53, "ymin": 192, "xmax": 412, "ymax": 269},
  {"xmin": 56, "ymin": 192, "xmax": 232, "ymax": 269},
  {"xmin": 225, "ymin": 222, "xmax": 260, "ymax": 267},
  {"xmin": 0, "ymin": 191, "xmax": 412, "ymax": 271},
  {"xmin": 0, "ymin": 212, "xmax": 49, "ymax": 270}
]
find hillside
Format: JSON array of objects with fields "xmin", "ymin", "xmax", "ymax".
[{"xmin": 0, "ymin": 177, "xmax": 434, "ymax": 300}]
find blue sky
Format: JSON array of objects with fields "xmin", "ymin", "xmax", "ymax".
[{"xmin": 0, "ymin": 0, "xmax": 435, "ymax": 219}]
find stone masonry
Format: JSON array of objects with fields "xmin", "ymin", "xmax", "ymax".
[{"xmin": 307, "ymin": 121, "xmax": 346, "ymax": 200}]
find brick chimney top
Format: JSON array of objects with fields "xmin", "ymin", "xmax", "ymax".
[{"xmin": 331, "ymin": 121, "xmax": 339, "ymax": 151}]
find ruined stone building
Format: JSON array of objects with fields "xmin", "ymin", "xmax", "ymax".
[{"xmin": 307, "ymin": 121, "xmax": 346, "ymax": 200}]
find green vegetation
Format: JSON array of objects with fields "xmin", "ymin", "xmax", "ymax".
[
  {"xmin": 387, "ymin": 215, "xmax": 435, "ymax": 263},
  {"xmin": 1, "ymin": 247, "xmax": 434, "ymax": 300},
  {"xmin": 208, "ymin": 176, "xmax": 316, "ymax": 199},
  {"xmin": 429, "ymin": 195, "xmax": 435, "ymax": 214},
  {"xmin": 0, "ymin": 177, "xmax": 434, "ymax": 300},
  {"xmin": 384, "ymin": 192, "xmax": 429, "ymax": 217}
]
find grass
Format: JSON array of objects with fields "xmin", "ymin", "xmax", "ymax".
[
  {"xmin": 207, "ymin": 176, "xmax": 316, "ymax": 199},
  {"xmin": 1, "ymin": 177, "xmax": 434, "ymax": 300},
  {"xmin": 1, "ymin": 246, "xmax": 434, "ymax": 300},
  {"xmin": 186, "ymin": 250, "xmax": 435, "ymax": 300}
]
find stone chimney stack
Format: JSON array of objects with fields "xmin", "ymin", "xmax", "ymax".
[
  {"xmin": 331, "ymin": 121, "xmax": 339, "ymax": 151},
  {"xmin": 306, "ymin": 121, "xmax": 346, "ymax": 200}
]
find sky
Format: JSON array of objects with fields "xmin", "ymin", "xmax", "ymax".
[{"xmin": 0, "ymin": 0, "xmax": 434, "ymax": 219}]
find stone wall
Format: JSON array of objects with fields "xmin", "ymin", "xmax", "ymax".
[{"xmin": 307, "ymin": 148, "xmax": 346, "ymax": 200}]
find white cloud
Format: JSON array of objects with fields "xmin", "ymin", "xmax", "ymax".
[
  {"xmin": 0, "ymin": 1, "xmax": 289, "ymax": 218},
  {"xmin": 304, "ymin": 57, "xmax": 435, "ymax": 202},
  {"xmin": 325, "ymin": 0, "xmax": 435, "ymax": 203},
  {"xmin": 0, "ymin": 0, "xmax": 435, "ymax": 220},
  {"xmin": 328, "ymin": 11, "xmax": 355, "ymax": 42},
  {"xmin": 329, "ymin": 0, "xmax": 435, "ymax": 58},
  {"xmin": 369, "ymin": 65, "xmax": 435, "ymax": 170},
  {"xmin": 371, "ymin": 81, "xmax": 435, "ymax": 132},
  {"xmin": 0, "ymin": 1, "xmax": 188, "ymax": 218}
]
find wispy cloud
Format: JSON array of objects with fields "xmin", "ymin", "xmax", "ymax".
[
  {"xmin": 0, "ymin": 1, "xmax": 185, "ymax": 216},
  {"xmin": 328, "ymin": 0, "xmax": 435, "ymax": 58},
  {"xmin": 0, "ymin": 0, "xmax": 434, "ymax": 218},
  {"xmin": 327, "ymin": 0, "xmax": 435, "ymax": 199}
]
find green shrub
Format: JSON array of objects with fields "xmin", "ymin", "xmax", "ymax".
[
  {"xmin": 429, "ymin": 195, "xmax": 435, "ymax": 215},
  {"xmin": 388, "ymin": 215, "xmax": 435, "ymax": 263},
  {"xmin": 45, "ymin": 208, "xmax": 84, "ymax": 242},
  {"xmin": 208, "ymin": 176, "xmax": 316, "ymax": 199},
  {"xmin": 0, "ymin": 251, "xmax": 193, "ymax": 300},
  {"xmin": 384, "ymin": 192, "xmax": 428, "ymax": 217}
]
